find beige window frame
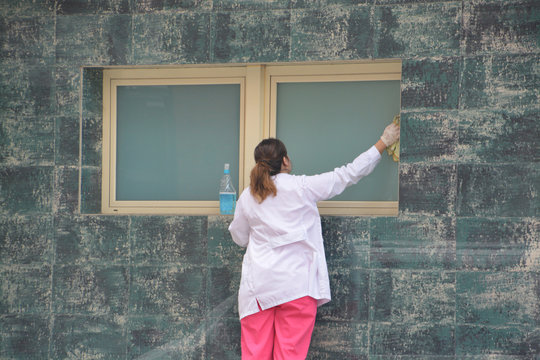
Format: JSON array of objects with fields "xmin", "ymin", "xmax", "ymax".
[
  {"xmin": 264, "ymin": 62, "xmax": 401, "ymax": 216},
  {"xmin": 102, "ymin": 61, "xmax": 400, "ymax": 215},
  {"xmin": 102, "ymin": 65, "xmax": 265, "ymax": 215}
]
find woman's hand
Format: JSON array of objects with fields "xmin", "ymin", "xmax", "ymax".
[{"xmin": 375, "ymin": 123, "xmax": 400, "ymax": 154}]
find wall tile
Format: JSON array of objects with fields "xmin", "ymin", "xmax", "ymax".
[
  {"xmin": 399, "ymin": 164, "xmax": 456, "ymax": 216},
  {"xmin": 401, "ymin": 57, "xmax": 461, "ymax": 110},
  {"xmin": 53, "ymin": 264, "xmax": 129, "ymax": 315},
  {"xmin": 81, "ymin": 68, "xmax": 103, "ymax": 173},
  {"xmin": 212, "ymin": 10, "xmax": 290, "ymax": 63},
  {"xmin": 207, "ymin": 266, "xmax": 240, "ymax": 319},
  {"xmin": 51, "ymin": 314, "xmax": 127, "ymax": 359},
  {"xmin": 294, "ymin": 0, "xmax": 369, "ymax": 6},
  {"xmin": 82, "ymin": 67, "xmax": 103, "ymax": 117},
  {"xmin": 0, "ymin": 215, "xmax": 53, "ymax": 265},
  {"xmin": 373, "ymin": 2, "xmax": 461, "ymax": 58},
  {"xmin": 207, "ymin": 216, "xmax": 243, "ymax": 268},
  {"xmin": 400, "ymin": 111, "xmax": 458, "ymax": 163},
  {"xmin": 55, "ymin": 116, "xmax": 79, "ymax": 166},
  {"xmin": 310, "ymin": 321, "xmax": 368, "ymax": 358},
  {"xmin": 55, "ymin": 0, "xmax": 131, "ymax": 14},
  {"xmin": 458, "ymin": 109, "xmax": 539, "ymax": 164},
  {"xmin": 134, "ymin": 0, "xmax": 211, "ymax": 12},
  {"xmin": 456, "ymin": 325, "xmax": 540, "ymax": 356},
  {"xmin": 0, "ymin": 265, "xmax": 51, "ymax": 314},
  {"xmin": 130, "ymin": 266, "xmax": 207, "ymax": 317},
  {"xmin": 369, "ymin": 357, "xmax": 455, "ymax": 360},
  {"xmin": 0, "ymin": 16, "xmax": 55, "ymax": 66},
  {"xmin": 206, "ymin": 218, "xmax": 242, "ymax": 317},
  {"xmin": 322, "ymin": 216, "xmax": 370, "ymax": 269},
  {"xmin": 206, "ymin": 317, "xmax": 241, "ymax": 360},
  {"xmin": 131, "ymin": 216, "xmax": 207, "ymax": 265},
  {"xmin": 370, "ymin": 216, "xmax": 456, "ymax": 270},
  {"xmin": 133, "ymin": 12, "xmax": 210, "ymax": 65},
  {"xmin": 205, "ymin": 269, "xmax": 240, "ymax": 357},
  {"xmin": 370, "ymin": 270, "xmax": 455, "ymax": 324},
  {"xmin": 0, "ymin": 314, "xmax": 50, "ymax": 358},
  {"xmin": 370, "ymin": 323, "xmax": 455, "ymax": 355},
  {"xmin": 127, "ymin": 315, "xmax": 205, "ymax": 359},
  {"xmin": 374, "ymin": 0, "xmax": 454, "ymax": 3},
  {"xmin": 214, "ymin": 0, "xmax": 290, "ymax": 10},
  {"xmin": 53, "ymin": 166, "xmax": 78, "ymax": 214},
  {"xmin": 460, "ymin": 54, "xmax": 538, "ymax": 111},
  {"xmin": 55, "ymin": 66, "xmax": 81, "ymax": 117},
  {"xmin": 457, "ymin": 271, "xmax": 540, "ymax": 326},
  {"xmin": 310, "ymin": 352, "xmax": 368, "ymax": 360},
  {"xmin": 0, "ymin": 166, "xmax": 53, "ymax": 215},
  {"xmin": 0, "ymin": 0, "xmax": 55, "ymax": 16},
  {"xmin": 291, "ymin": 6, "xmax": 373, "ymax": 61},
  {"xmin": 463, "ymin": 0, "xmax": 539, "ymax": 55},
  {"xmin": 0, "ymin": 116, "xmax": 54, "ymax": 166},
  {"xmin": 456, "ymin": 217, "xmax": 539, "ymax": 271},
  {"xmin": 56, "ymin": 15, "xmax": 132, "ymax": 65},
  {"xmin": 81, "ymin": 166, "xmax": 101, "ymax": 214},
  {"xmin": 317, "ymin": 268, "xmax": 369, "ymax": 322},
  {"xmin": 55, "ymin": 215, "xmax": 130, "ymax": 265},
  {"xmin": 82, "ymin": 114, "xmax": 102, "ymax": 168},
  {"xmin": 457, "ymin": 164, "xmax": 539, "ymax": 217},
  {"xmin": 0, "ymin": 65, "xmax": 54, "ymax": 117},
  {"xmin": 455, "ymin": 356, "xmax": 533, "ymax": 360},
  {"xmin": 0, "ymin": 0, "xmax": 538, "ymax": 357}
]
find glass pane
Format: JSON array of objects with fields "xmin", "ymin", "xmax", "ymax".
[
  {"xmin": 276, "ymin": 80, "xmax": 400, "ymax": 201},
  {"xmin": 116, "ymin": 84, "xmax": 240, "ymax": 201}
]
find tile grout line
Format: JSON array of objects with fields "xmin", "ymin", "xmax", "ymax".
[
  {"xmin": 131, "ymin": 2, "xmax": 135, "ymax": 66},
  {"xmin": 367, "ymin": 216, "xmax": 372, "ymax": 358},
  {"xmin": 48, "ymin": 2, "xmax": 58, "ymax": 359},
  {"xmin": 124, "ymin": 215, "xmax": 133, "ymax": 360},
  {"xmin": 125, "ymin": 12, "xmax": 136, "ymax": 360},
  {"xmin": 454, "ymin": 0, "xmax": 465, "ymax": 226},
  {"xmin": 78, "ymin": 68, "xmax": 83, "ymax": 215}
]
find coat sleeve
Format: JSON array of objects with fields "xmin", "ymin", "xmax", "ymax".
[
  {"xmin": 302, "ymin": 145, "xmax": 382, "ymax": 202},
  {"xmin": 228, "ymin": 194, "xmax": 250, "ymax": 247}
]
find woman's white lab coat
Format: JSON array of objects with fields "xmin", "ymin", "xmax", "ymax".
[{"xmin": 228, "ymin": 146, "xmax": 381, "ymax": 319}]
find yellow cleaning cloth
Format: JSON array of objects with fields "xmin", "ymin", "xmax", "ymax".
[{"xmin": 386, "ymin": 114, "xmax": 400, "ymax": 162}]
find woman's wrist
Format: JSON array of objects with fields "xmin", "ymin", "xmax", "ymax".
[{"xmin": 374, "ymin": 139, "xmax": 387, "ymax": 154}]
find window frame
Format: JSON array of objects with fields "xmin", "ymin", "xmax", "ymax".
[
  {"xmin": 264, "ymin": 62, "xmax": 401, "ymax": 216},
  {"xmin": 101, "ymin": 61, "xmax": 400, "ymax": 215},
  {"xmin": 102, "ymin": 66, "xmax": 264, "ymax": 215}
]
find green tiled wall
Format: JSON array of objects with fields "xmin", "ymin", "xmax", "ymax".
[{"xmin": 1, "ymin": 0, "xmax": 538, "ymax": 358}]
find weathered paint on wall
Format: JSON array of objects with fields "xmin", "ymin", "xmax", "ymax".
[{"xmin": 0, "ymin": 0, "xmax": 538, "ymax": 359}]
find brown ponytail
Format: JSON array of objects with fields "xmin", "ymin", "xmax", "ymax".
[{"xmin": 250, "ymin": 138, "xmax": 288, "ymax": 203}]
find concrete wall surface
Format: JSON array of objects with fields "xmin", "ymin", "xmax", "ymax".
[{"xmin": 0, "ymin": 0, "xmax": 538, "ymax": 358}]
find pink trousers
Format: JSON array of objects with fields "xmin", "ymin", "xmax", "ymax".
[{"xmin": 240, "ymin": 296, "xmax": 317, "ymax": 360}]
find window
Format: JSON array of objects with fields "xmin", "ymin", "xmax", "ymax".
[
  {"xmin": 102, "ymin": 62, "xmax": 400, "ymax": 215},
  {"xmin": 265, "ymin": 63, "xmax": 401, "ymax": 215},
  {"xmin": 102, "ymin": 66, "xmax": 255, "ymax": 215}
]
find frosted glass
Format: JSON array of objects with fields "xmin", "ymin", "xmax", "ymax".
[
  {"xmin": 116, "ymin": 84, "xmax": 240, "ymax": 201},
  {"xmin": 276, "ymin": 81, "xmax": 400, "ymax": 201}
]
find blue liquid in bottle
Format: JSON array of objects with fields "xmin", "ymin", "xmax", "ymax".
[
  {"xmin": 219, "ymin": 192, "xmax": 236, "ymax": 215},
  {"xmin": 219, "ymin": 163, "xmax": 236, "ymax": 215}
]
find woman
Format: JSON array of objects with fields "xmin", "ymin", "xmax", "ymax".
[{"xmin": 228, "ymin": 122, "xmax": 400, "ymax": 359}]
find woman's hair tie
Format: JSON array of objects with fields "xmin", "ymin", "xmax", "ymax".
[
  {"xmin": 257, "ymin": 159, "xmax": 281, "ymax": 175},
  {"xmin": 250, "ymin": 138, "xmax": 288, "ymax": 202},
  {"xmin": 257, "ymin": 159, "xmax": 272, "ymax": 167}
]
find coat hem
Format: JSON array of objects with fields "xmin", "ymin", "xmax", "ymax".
[{"xmin": 238, "ymin": 293, "xmax": 331, "ymax": 320}]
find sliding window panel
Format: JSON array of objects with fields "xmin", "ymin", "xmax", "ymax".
[
  {"xmin": 115, "ymin": 84, "xmax": 240, "ymax": 201},
  {"xmin": 276, "ymin": 80, "xmax": 400, "ymax": 202},
  {"xmin": 103, "ymin": 68, "xmax": 246, "ymax": 215},
  {"xmin": 267, "ymin": 62, "xmax": 401, "ymax": 215}
]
